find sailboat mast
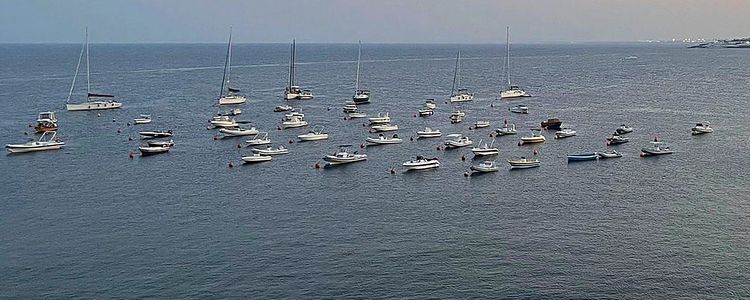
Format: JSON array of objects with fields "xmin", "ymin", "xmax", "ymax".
[
  {"xmin": 355, "ymin": 41, "xmax": 361, "ymax": 92},
  {"xmin": 85, "ymin": 27, "xmax": 90, "ymax": 100},
  {"xmin": 67, "ymin": 34, "xmax": 86, "ymax": 104},
  {"xmin": 506, "ymin": 26, "xmax": 511, "ymax": 87},
  {"xmin": 219, "ymin": 28, "xmax": 231, "ymax": 98},
  {"xmin": 288, "ymin": 41, "xmax": 294, "ymax": 89},
  {"xmin": 227, "ymin": 28, "xmax": 232, "ymax": 91},
  {"xmin": 450, "ymin": 50, "xmax": 459, "ymax": 96}
]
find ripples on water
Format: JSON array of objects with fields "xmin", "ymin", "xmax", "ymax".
[{"xmin": 1, "ymin": 43, "xmax": 749, "ymax": 298}]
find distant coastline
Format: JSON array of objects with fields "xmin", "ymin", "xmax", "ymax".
[{"xmin": 687, "ymin": 37, "xmax": 750, "ymax": 48}]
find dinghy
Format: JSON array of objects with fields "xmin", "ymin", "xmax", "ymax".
[{"xmin": 5, "ymin": 131, "xmax": 65, "ymax": 153}]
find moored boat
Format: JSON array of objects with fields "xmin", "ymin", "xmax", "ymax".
[
  {"xmin": 598, "ymin": 150, "xmax": 622, "ymax": 159},
  {"xmin": 402, "ymin": 156, "xmax": 440, "ymax": 170},
  {"xmin": 366, "ymin": 133, "xmax": 403, "ymax": 145},
  {"xmin": 34, "ymin": 111, "xmax": 58, "ymax": 133},
  {"xmin": 691, "ymin": 122, "xmax": 713, "ymax": 135},
  {"xmin": 139, "ymin": 130, "xmax": 173, "ymax": 139},
  {"xmin": 541, "ymin": 118, "xmax": 562, "ymax": 130},
  {"xmin": 5, "ymin": 131, "xmax": 65, "ymax": 153},
  {"xmin": 220, "ymin": 127, "xmax": 259, "ymax": 137},
  {"xmin": 138, "ymin": 145, "xmax": 170, "ymax": 156},
  {"xmin": 606, "ymin": 134, "xmax": 629, "ymax": 145},
  {"xmin": 245, "ymin": 132, "xmax": 271, "ymax": 145},
  {"xmin": 507, "ymin": 157, "xmax": 540, "ymax": 169},
  {"xmin": 554, "ymin": 128, "xmax": 577, "ymax": 139},
  {"xmin": 444, "ymin": 133, "xmax": 473, "ymax": 148},
  {"xmin": 567, "ymin": 152, "xmax": 598, "ymax": 162},
  {"xmin": 616, "ymin": 124, "xmax": 634, "ymax": 134},
  {"xmin": 471, "ymin": 138, "xmax": 499, "ymax": 156},
  {"xmin": 133, "ymin": 114, "xmax": 152, "ymax": 124},
  {"xmin": 520, "ymin": 129, "xmax": 545, "ymax": 144},
  {"xmin": 509, "ymin": 105, "xmax": 529, "ymax": 114},
  {"xmin": 371, "ymin": 123, "xmax": 399, "ymax": 132},
  {"xmin": 474, "ymin": 120, "xmax": 490, "ymax": 129},
  {"xmin": 640, "ymin": 140, "xmax": 673, "ymax": 157},
  {"xmin": 368, "ymin": 112, "xmax": 391, "ymax": 124},
  {"xmin": 323, "ymin": 144, "xmax": 367, "ymax": 166},
  {"xmin": 297, "ymin": 126, "xmax": 329, "ymax": 141},
  {"xmin": 252, "ymin": 145, "xmax": 289, "ymax": 156},
  {"xmin": 416, "ymin": 127, "xmax": 441, "ymax": 138},
  {"xmin": 495, "ymin": 122, "xmax": 517, "ymax": 136},
  {"xmin": 241, "ymin": 153, "xmax": 273, "ymax": 163},
  {"xmin": 470, "ymin": 160, "xmax": 499, "ymax": 173}
]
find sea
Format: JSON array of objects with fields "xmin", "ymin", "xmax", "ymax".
[{"xmin": 1, "ymin": 42, "xmax": 748, "ymax": 299}]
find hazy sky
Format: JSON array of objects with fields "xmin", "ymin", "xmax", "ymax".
[{"xmin": 1, "ymin": 0, "xmax": 749, "ymax": 43}]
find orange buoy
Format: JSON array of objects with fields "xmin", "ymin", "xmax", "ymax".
[{"xmin": 314, "ymin": 162, "xmax": 321, "ymax": 169}]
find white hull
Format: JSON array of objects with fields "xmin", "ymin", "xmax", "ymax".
[
  {"xmin": 285, "ymin": 93, "xmax": 300, "ymax": 100},
  {"xmin": 449, "ymin": 94, "xmax": 474, "ymax": 102},
  {"xmin": 252, "ymin": 147, "xmax": 289, "ymax": 155},
  {"xmin": 520, "ymin": 136, "xmax": 545, "ymax": 144},
  {"xmin": 499, "ymin": 89, "xmax": 530, "ymax": 99},
  {"xmin": 366, "ymin": 137, "xmax": 402, "ymax": 144},
  {"xmin": 298, "ymin": 134, "xmax": 329, "ymax": 141},
  {"xmin": 218, "ymin": 95, "xmax": 247, "ymax": 105},
  {"xmin": 417, "ymin": 132, "xmax": 441, "ymax": 138},
  {"xmin": 348, "ymin": 112, "xmax": 367, "ymax": 118},
  {"xmin": 133, "ymin": 119, "xmax": 151, "ymax": 124},
  {"xmin": 6, "ymin": 142, "xmax": 65, "ymax": 153},
  {"xmin": 471, "ymin": 149, "xmax": 499, "ymax": 156},
  {"xmin": 220, "ymin": 128, "xmax": 258, "ymax": 136},
  {"xmin": 139, "ymin": 146, "xmax": 170, "ymax": 155},
  {"xmin": 324, "ymin": 156, "xmax": 367, "ymax": 165},
  {"xmin": 371, "ymin": 124, "xmax": 398, "ymax": 132},
  {"xmin": 242, "ymin": 154, "xmax": 273, "ymax": 163},
  {"xmin": 282, "ymin": 121, "xmax": 309, "ymax": 129},
  {"xmin": 246, "ymin": 139, "xmax": 271, "ymax": 146},
  {"xmin": 66, "ymin": 101, "xmax": 122, "ymax": 111},
  {"xmin": 139, "ymin": 131, "xmax": 173, "ymax": 139},
  {"xmin": 403, "ymin": 161, "xmax": 440, "ymax": 170},
  {"xmin": 211, "ymin": 120, "xmax": 238, "ymax": 128}
]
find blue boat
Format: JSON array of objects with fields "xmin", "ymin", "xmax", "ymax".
[{"xmin": 567, "ymin": 152, "xmax": 598, "ymax": 162}]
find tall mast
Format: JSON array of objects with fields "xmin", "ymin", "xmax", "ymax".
[
  {"xmin": 355, "ymin": 40, "xmax": 361, "ymax": 92},
  {"xmin": 219, "ymin": 28, "xmax": 231, "ymax": 98},
  {"xmin": 457, "ymin": 49, "xmax": 462, "ymax": 89},
  {"xmin": 506, "ymin": 26, "xmax": 511, "ymax": 87},
  {"xmin": 85, "ymin": 27, "xmax": 90, "ymax": 99},
  {"xmin": 450, "ymin": 49, "xmax": 459, "ymax": 96},
  {"xmin": 67, "ymin": 31, "xmax": 86, "ymax": 104},
  {"xmin": 227, "ymin": 27, "xmax": 232, "ymax": 91},
  {"xmin": 288, "ymin": 40, "xmax": 295, "ymax": 89}
]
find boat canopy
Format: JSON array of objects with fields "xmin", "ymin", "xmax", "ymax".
[{"xmin": 88, "ymin": 92, "xmax": 114, "ymax": 98}]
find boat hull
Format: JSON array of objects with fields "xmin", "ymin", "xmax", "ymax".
[
  {"xmin": 403, "ymin": 162, "xmax": 440, "ymax": 170},
  {"xmin": 500, "ymin": 90, "xmax": 531, "ymax": 99},
  {"xmin": 6, "ymin": 143, "xmax": 65, "ymax": 153},
  {"xmin": 220, "ymin": 128, "xmax": 258, "ymax": 136},
  {"xmin": 366, "ymin": 137, "xmax": 402, "ymax": 144},
  {"xmin": 66, "ymin": 101, "xmax": 122, "ymax": 111},
  {"xmin": 298, "ymin": 134, "xmax": 329, "ymax": 141},
  {"xmin": 242, "ymin": 155, "xmax": 272, "ymax": 163},
  {"xmin": 218, "ymin": 95, "xmax": 247, "ymax": 105}
]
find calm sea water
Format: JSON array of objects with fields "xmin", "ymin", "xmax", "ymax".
[{"xmin": 1, "ymin": 42, "xmax": 749, "ymax": 298}]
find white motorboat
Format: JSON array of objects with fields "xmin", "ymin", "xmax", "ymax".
[
  {"xmin": 507, "ymin": 157, "xmax": 540, "ymax": 169},
  {"xmin": 368, "ymin": 112, "xmax": 391, "ymax": 124},
  {"xmin": 607, "ymin": 134, "xmax": 630, "ymax": 145},
  {"xmin": 598, "ymin": 150, "xmax": 622, "ymax": 159},
  {"xmin": 450, "ymin": 110, "xmax": 466, "ymax": 118},
  {"xmin": 348, "ymin": 111, "xmax": 367, "ymax": 118},
  {"xmin": 284, "ymin": 111, "xmax": 305, "ymax": 119},
  {"xmin": 133, "ymin": 114, "xmax": 152, "ymax": 124},
  {"xmin": 402, "ymin": 156, "xmax": 440, "ymax": 170},
  {"xmin": 495, "ymin": 122, "xmax": 517, "ymax": 136},
  {"xmin": 210, "ymin": 116, "xmax": 238, "ymax": 128},
  {"xmin": 298, "ymin": 126, "xmax": 329, "ymax": 141},
  {"xmin": 520, "ymin": 129, "xmax": 545, "ymax": 144},
  {"xmin": 323, "ymin": 145, "xmax": 367, "ymax": 165},
  {"xmin": 139, "ymin": 130, "xmax": 173, "ymax": 139},
  {"xmin": 252, "ymin": 145, "xmax": 289, "ymax": 156},
  {"xmin": 217, "ymin": 29, "xmax": 247, "ymax": 105},
  {"xmin": 509, "ymin": 105, "xmax": 529, "ymax": 114},
  {"xmin": 241, "ymin": 153, "xmax": 273, "ymax": 163},
  {"xmin": 471, "ymin": 138, "xmax": 499, "ymax": 156},
  {"xmin": 555, "ymin": 128, "xmax": 577, "ymax": 139},
  {"xmin": 284, "ymin": 40, "xmax": 313, "ymax": 100},
  {"xmin": 34, "ymin": 111, "xmax": 58, "ymax": 133},
  {"xmin": 138, "ymin": 145, "xmax": 170, "ymax": 156},
  {"xmin": 418, "ymin": 108, "xmax": 434, "ymax": 116},
  {"xmin": 371, "ymin": 124, "xmax": 399, "ymax": 132},
  {"xmin": 416, "ymin": 127, "xmax": 441, "ymax": 138},
  {"xmin": 282, "ymin": 116, "xmax": 308, "ymax": 129},
  {"xmin": 498, "ymin": 27, "xmax": 531, "ymax": 99},
  {"xmin": 474, "ymin": 120, "xmax": 490, "ymax": 129},
  {"xmin": 366, "ymin": 133, "xmax": 403, "ymax": 145},
  {"xmin": 616, "ymin": 124, "xmax": 634, "ymax": 134},
  {"xmin": 147, "ymin": 139, "xmax": 174, "ymax": 147},
  {"xmin": 691, "ymin": 122, "xmax": 713, "ymax": 135},
  {"xmin": 299, "ymin": 90, "xmax": 314, "ymax": 100},
  {"xmin": 5, "ymin": 131, "xmax": 65, "ymax": 153},
  {"xmin": 245, "ymin": 132, "xmax": 271, "ymax": 145},
  {"xmin": 66, "ymin": 28, "xmax": 122, "ymax": 111},
  {"xmin": 471, "ymin": 160, "xmax": 499, "ymax": 173},
  {"xmin": 424, "ymin": 99, "xmax": 437, "ymax": 109},
  {"xmin": 285, "ymin": 85, "xmax": 301, "ymax": 100},
  {"xmin": 220, "ymin": 127, "xmax": 259, "ymax": 137},
  {"xmin": 450, "ymin": 115, "xmax": 464, "ymax": 124},
  {"xmin": 352, "ymin": 41, "xmax": 371, "ymax": 104},
  {"xmin": 448, "ymin": 49, "xmax": 474, "ymax": 102},
  {"xmin": 641, "ymin": 140, "xmax": 673, "ymax": 157},
  {"xmin": 343, "ymin": 102, "xmax": 358, "ymax": 113},
  {"xmin": 217, "ymin": 108, "xmax": 242, "ymax": 116},
  {"xmin": 274, "ymin": 104, "xmax": 293, "ymax": 112},
  {"xmin": 444, "ymin": 133, "xmax": 473, "ymax": 148}
]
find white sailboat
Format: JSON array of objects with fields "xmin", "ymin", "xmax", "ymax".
[
  {"xmin": 218, "ymin": 28, "xmax": 247, "ymax": 105},
  {"xmin": 499, "ymin": 26, "xmax": 531, "ymax": 99},
  {"xmin": 285, "ymin": 40, "xmax": 313, "ymax": 100},
  {"xmin": 449, "ymin": 49, "xmax": 474, "ymax": 103},
  {"xmin": 352, "ymin": 41, "xmax": 371, "ymax": 104},
  {"xmin": 66, "ymin": 28, "xmax": 122, "ymax": 111}
]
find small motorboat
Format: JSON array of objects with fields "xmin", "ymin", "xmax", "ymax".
[
  {"xmin": 520, "ymin": 129, "xmax": 545, "ymax": 144},
  {"xmin": 495, "ymin": 122, "xmax": 517, "ymax": 136},
  {"xmin": 371, "ymin": 123, "xmax": 399, "ymax": 132},
  {"xmin": 450, "ymin": 110, "xmax": 466, "ymax": 118},
  {"xmin": 616, "ymin": 124, "xmax": 634, "ymax": 134},
  {"xmin": 323, "ymin": 145, "xmax": 367, "ymax": 166},
  {"xmin": 34, "ymin": 111, "xmax": 58, "ymax": 133},
  {"xmin": 284, "ymin": 111, "xmax": 305, "ymax": 119},
  {"xmin": 147, "ymin": 139, "xmax": 174, "ymax": 147},
  {"xmin": 471, "ymin": 138, "xmax": 499, "ymax": 156},
  {"xmin": 507, "ymin": 157, "xmax": 540, "ymax": 169},
  {"xmin": 598, "ymin": 150, "xmax": 622, "ymax": 159},
  {"xmin": 139, "ymin": 130, "xmax": 173, "ymax": 139},
  {"xmin": 471, "ymin": 160, "xmax": 499, "ymax": 173},
  {"xmin": 567, "ymin": 152, "xmax": 598, "ymax": 162},
  {"xmin": 402, "ymin": 156, "xmax": 440, "ymax": 170},
  {"xmin": 606, "ymin": 134, "xmax": 630, "ymax": 145},
  {"xmin": 217, "ymin": 108, "xmax": 242, "ymax": 116},
  {"xmin": 450, "ymin": 115, "xmax": 464, "ymax": 124},
  {"xmin": 641, "ymin": 140, "xmax": 673, "ymax": 157},
  {"xmin": 245, "ymin": 132, "xmax": 271, "ymax": 146},
  {"xmin": 353, "ymin": 90, "xmax": 371, "ymax": 104},
  {"xmin": 474, "ymin": 120, "xmax": 491, "ymax": 129},
  {"xmin": 282, "ymin": 116, "xmax": 308, "ymax": 129},
  {"xmin": 418, "ymin": 108, "xmax": 434, "ymax": 117},
  {"xmin": 366, "ymin": 133, "xmax": 403, "ymax": 145},
  {"xmin": 555, "ymin": 128, "xmax": 577, "ymax": 139},
  {"xmin": 416, "ymin": 127, "xmax": 441, "ymax": 138},
  {"xmin": 368, "ymin": 112, "xmax": 391, "ymax": 124},
  {"xmin": 691, "ymin": 122, "xmax": 713, "ymax": 135},
  {"xmin": 241, "ymin": 153, "xmax": 273, "ymax": 163},
  {"xmin": 348, "ymin": 111, "xmax": 367, "ymax": 118},
  {"xmin": 298, "ymin": 126, "xmax": 329, "ymax": 141},
  {"xmin": 133, "ymin": 114, "xmax": 152, "ymax": 124},
  {"xmin": 509, "ymin": 105, "xmax": 529, "ymax": 114},
  {"xmin": 541, "ymin": 118, "xmax": 562, "ymax": 130},
  {"xmin": 5, "ymin": 131, "xmax": 65, "ymax": 153},
  {"xmin": 299, "ymin": 89, "xmax": 314, "ymax": 100},
  {"xmin": 342, "ymin": 102, "xmax": 358, "ymax": 113},
  {"xmin": 444, "ymin": 133, "xmax": 473, "ymax": 148},
  {"xmin": 210, "ymin": 116, "xmax": 238, "ymax": 128},
  {"xmin": 220, "ymin": 127, "xmax": 259, "ymax": 137},
  {"xmin": 138, "ymin": 145, "xmax": 170, "ymax": 156},
  {"xmin": 424, "ymin": 99, "xmax": 437, "ymax": 109},
  {"xmin": 274, "ymin": 104, "xmax": 293, "ymax": 112},
  {"xmin": 252, "ymin": 145, "xmax": 289, "ymax": 156}
]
